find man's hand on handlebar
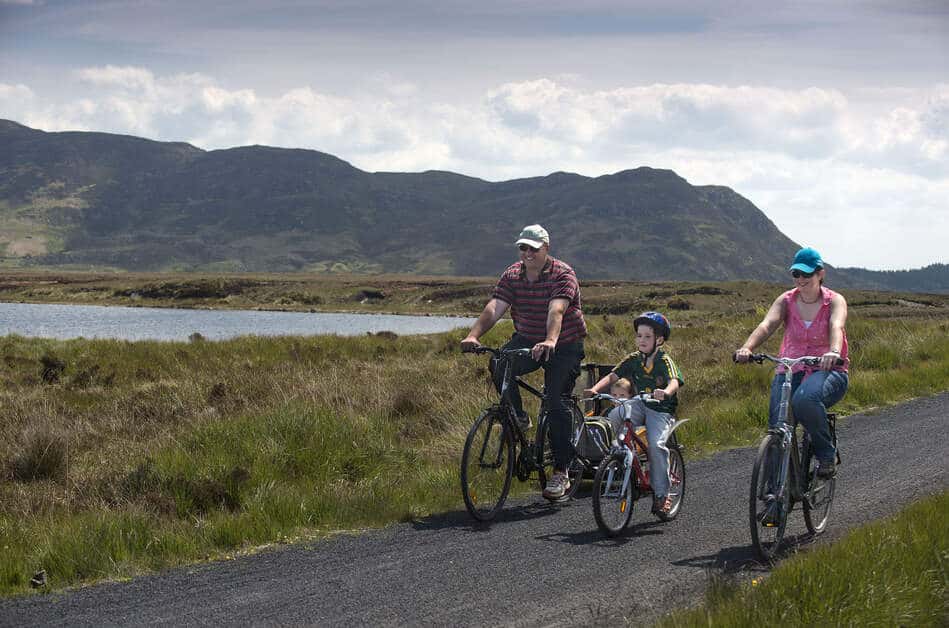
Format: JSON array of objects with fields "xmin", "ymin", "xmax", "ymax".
[
  {"xmin": 460, "ymin": 336, "xmax": 482, "ymax": 352},
  {"xmin": 531, "ymin": 339, "xmax": 556, "ymax": 362}
]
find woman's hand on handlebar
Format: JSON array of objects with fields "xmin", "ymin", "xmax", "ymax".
[
  {"xmin": 733, "ymin": 347, "xmax": 753, "ymax": 363},
  {"xmin": 820, "ymin": 351, "xmax": 841, "ymax": 371}
]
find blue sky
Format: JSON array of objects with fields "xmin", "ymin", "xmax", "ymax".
[{"xmin": 1, "ymin": 0, "xmax": 947, "ymax": 270}]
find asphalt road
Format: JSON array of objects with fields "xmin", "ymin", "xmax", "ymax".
[{"xmin": 2, "ymin": 392, "xmax": 947, "ymax": 627}]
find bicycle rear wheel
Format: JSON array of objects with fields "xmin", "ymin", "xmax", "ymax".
[
  {"xmin": 461, "ymin": 409, "xmax": 514, "ymax": 521},
  {"xmin": 802, "ymin": 439, "xmax": 835, "ymax": 534},
  {"xmin": 657, "ymin": 440, "xmax": 686, "ymax": 521},
  {"xmin": 536, "ymin": 403, "xmax": 584, "ymax": 500},
  {"xmin": 750, "ymin": 434, "xmax": 789, "ymax": 561},
  {"xmin": 592, "ymin": 454, "xmax": 634, "ymax": 536}
]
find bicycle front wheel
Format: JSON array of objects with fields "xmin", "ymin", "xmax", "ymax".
[
  {"xmin": 592, "ymin": 454, "xmax": 634, "ymax": 536},
  {"xmin": 461, "ymin": 409, "xmax": 514, "ymax": 521},
  {"xmin": 802, "ymin": 439, "xmax": 835, "ymax": 534},
  {"xmin": 750, "ymin": 434, "xmax": 789, "ymax": 561}
]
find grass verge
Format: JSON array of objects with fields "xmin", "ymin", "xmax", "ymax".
[{"xmin": 656, "ymin": 490, "xmax": 949, "ymax": 627}]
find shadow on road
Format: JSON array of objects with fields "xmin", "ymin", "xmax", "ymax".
[
  {"xmin": 411, "ymin": 498, "xmax": 565, "ymax": 533},
  {"xmin": 538, "ymin": 518, "xmax": 667, "ymax": 547},
  {"xmin": 673, "ymin": 530, "xmax": 822, "ymax": 574}
]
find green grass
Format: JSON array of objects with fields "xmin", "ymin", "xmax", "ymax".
[
  {"xmin": 656, "ymin": 491, "xmax": 949, "ymax": 627},
  {"xmin": 1, "ymin": 285, "xmax": 947, "ymax": 597}
]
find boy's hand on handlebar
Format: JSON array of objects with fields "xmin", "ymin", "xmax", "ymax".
[
  {"xmin": 651, "ymin": 389, "xmax": 668, "ymax": 401},
  {"xmin": 582, "ymin": 388, "xmax": 597, "ymax": 398}
]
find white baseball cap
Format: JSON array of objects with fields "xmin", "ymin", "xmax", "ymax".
[{"xmin": 515, "ymin": 224, "xmax": 549, "ymax": 248}]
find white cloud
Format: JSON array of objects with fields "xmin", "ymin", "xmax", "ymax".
[{"xmin": 1, "ymin": 69, "xmax": 947, "ymax": 269}]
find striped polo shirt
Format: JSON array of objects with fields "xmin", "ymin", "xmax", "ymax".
[{"xmin": 492, "ymin": 256, "xmax": 587, "ymax": 344}]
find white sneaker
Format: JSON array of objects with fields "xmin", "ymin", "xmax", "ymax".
[{"xmin": 542, "ymin": 472, "xmax": 570, "ymax": 500}]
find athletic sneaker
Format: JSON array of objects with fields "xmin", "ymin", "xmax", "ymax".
[{"xmin": 542, "ymin": 472, "xmax": 570, "ymax": 500}]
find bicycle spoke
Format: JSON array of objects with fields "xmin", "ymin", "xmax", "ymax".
[
  {"xmin": 461, "ymin": 411, "xmax": 514, "ymax": 521},
  {"xmin": 802, "ymin": 444, "xmax": 835, "ymax": 534},
  {"xmin": 593, "ymin": 456, "xmax": 634, "ymax": 536},
  {"xmin": 750, "ymin": 436, "xmax": 788, "ymax": 561}
]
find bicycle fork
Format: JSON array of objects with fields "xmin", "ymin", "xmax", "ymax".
[
  {"xmin": 761, "ymin": 374, "xmax": 794, "ymax": 526},
  {"xmin": 603, "ymin": 447, "xmax": 637, "ymax": 499}
]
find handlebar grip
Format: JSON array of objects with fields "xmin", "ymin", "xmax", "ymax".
[{"xmin": 732, "ymin": 351, "xmax": 764, "ymax": 364}]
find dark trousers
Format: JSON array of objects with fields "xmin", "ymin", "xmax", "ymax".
[{"xmin": 491, "ymin": 334, "xmax": 584, "ymax": 470}]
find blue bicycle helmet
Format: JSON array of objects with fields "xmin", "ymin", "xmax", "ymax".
[{"xmin": 633, "ymin": 311, "xmax": 671, "ymax": 340}]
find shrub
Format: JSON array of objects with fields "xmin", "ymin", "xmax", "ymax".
[
  {"xmin": 39, "ymin": 353, "xmax": 66, "ymax": 384},
  {"xmin": 10, "ymin": 426, "xmax": 68, "ymax": 482}
]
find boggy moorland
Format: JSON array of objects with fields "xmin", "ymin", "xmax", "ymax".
[{"xmin": 1, "ymin": 271, "xmax": 947, "ymax": 595}]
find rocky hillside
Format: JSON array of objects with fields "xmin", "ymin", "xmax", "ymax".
[{"xmin": 1, "ymin": 119, "xmax": 945, "ymax": 291}]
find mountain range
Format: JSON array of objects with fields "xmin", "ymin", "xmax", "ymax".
[{"xmin": 1, "ymin": 119, "xmax": 945, "ymax": 292}]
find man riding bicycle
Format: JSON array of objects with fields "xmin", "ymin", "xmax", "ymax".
[{"xmin": 460, "ymin": 224, "xmax": 587, "ymax": 500}]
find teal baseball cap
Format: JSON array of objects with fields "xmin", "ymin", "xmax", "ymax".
[{"xmin": 789, "ymin": 247, "xmax": 824, "ymax": 273}]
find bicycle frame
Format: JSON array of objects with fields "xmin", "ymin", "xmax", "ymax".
[
  {"xmin": 494, "ymin": 347, "xmax": 544, "ymax": 446},
  {"xmin": 771, "ymin": 362, "xmax": 806, "ymax": 504},
  {"xmin": 751, "ymin": 354, "xmax": 837, "ymax": 511},
  {"xmin": 593, "ymin": 393, "xmax": 689, "ymax": 499}
]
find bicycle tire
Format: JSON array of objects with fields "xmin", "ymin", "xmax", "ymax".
[
  {"xmin": 536, "ymin": 403, "xmax": 584, "ymax": 500},
  {"xmin": 802, "ymin": 438, "xmax": 835, "ymax": 534},
  {"xmin": 592, "ymin": 454, "xmax": 635, "ymax": 536},
  {"xmin": 657, "ymin": 441, "xmax": 686, "ymax": 521},
  {"xmin": 460, "ymin": 409, "xmax": 514, "ymax": 521},
  {"xmin": 750, "ymin": 434, "xmax": 789, "ymax": 561}
]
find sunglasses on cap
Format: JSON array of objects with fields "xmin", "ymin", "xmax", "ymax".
[
  {"xmin": 791, "ymin": 269, "xmax": 816, "ymax": 279},
  {"xmin": 518, "ymin": 244, "xmax": 540, "ymax": 252}
]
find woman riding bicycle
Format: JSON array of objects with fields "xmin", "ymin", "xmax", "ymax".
[{"xmin": 734, "ymin": 247, "xmax": 849, "ymax": 479}]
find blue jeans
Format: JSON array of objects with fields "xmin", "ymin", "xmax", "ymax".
[
  {"xmin": 491, "ymin": 334, "xmax": 584, "ymax": 470},
  {"xmin": 608, "ymin": 399, "xmax": 674, "ymax": 498},
  {"xmin": 769, "ymin": 369, "xmax": 848, "ymax": 463}
]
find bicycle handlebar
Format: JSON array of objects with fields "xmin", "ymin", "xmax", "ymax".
[
  {"xmin": 734, "ymin": 353, "xmax": 846, "ymax": 368},
  {"xmin": 461, "ymin": 345, "xmax": 533, "ymax": 359},
  {"xmin": 588, "ymin": 392, "xmax": 659, "ymax": 406}
]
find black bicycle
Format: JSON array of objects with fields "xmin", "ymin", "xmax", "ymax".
[
  {"xmin": 459, "ymin": 346, "xmax": 586, "ymax": 521},
  {"xmin": 739, "ymin": 353, "xmax": 841, "ymax": 561}
]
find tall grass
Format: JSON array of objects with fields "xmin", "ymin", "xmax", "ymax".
[
  {"xmin": 1, "ymin": 309, "xmax": 947, "ymax": 596},
  {"xmin": 656, "ymin": 490, "xmax": 949, "ymax": 627}
]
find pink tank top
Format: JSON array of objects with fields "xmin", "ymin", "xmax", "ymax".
[{"xmin": 778, "ymin": 286, "xmax": 849, "ymax": 373}]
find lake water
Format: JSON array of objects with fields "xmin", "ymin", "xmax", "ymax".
[{"xmin": 0, "ymin": 302, "xmax": 477, "ymax": 341}]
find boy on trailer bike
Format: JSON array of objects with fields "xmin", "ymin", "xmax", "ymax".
[
  {"xmin": 460, "ymin": 224, "xmax": 587, "ymax": 501},
  {"xmin": 585, "ymin": 311, "xmax": 684, "ymax": 516}
]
